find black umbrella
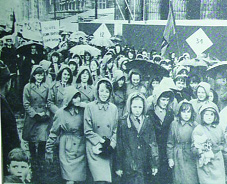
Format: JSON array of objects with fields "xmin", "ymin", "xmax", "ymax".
[
  {"xmin": 125, "ymin": 59, "xmax": 169, "ymax": 78},
  {"xmin": 16, "ymin": 41, "xmax": 44, "ymax": 55},
  {"xmin": 206, "ymin": 61, "xmax": 227, "ymax": 79}
]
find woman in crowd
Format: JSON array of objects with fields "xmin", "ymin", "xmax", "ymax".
[
  {"xmin": 89, "ymin": 59, "xmax": 102, "ymax": 85},
  {"xmin": 112, "ymin": 70, "xmax": 127, "ymax": 119},
  {"xmin": 147, "ymin": 76, "xmax": 161, "ymax": 97},
  {"xmin": 167, "ymin": 100, "xmax": 199, "ymax": 184},
  {"xmin": 68, "ymin": 59, "xmax": 79, "ymax": 85},
  {"xmin": 190, "ymin": 82, "xmax": 211, "ymax": 123},
  {"xmin": 49, "ymin": 52, "xmax": 62, "ymax": 81},
  {"xmin": 48, "ymin": 66, "xmax": 73, "ymax": 115},
  {"xmin": 192, "ymin": 102, "xmax": 227, "ymax": 184},
  {"xmin": 126, "ymin": 69, "xmax": 147, "ymax": 99},
  {"xmin": 84, "ymin": 78, "xmax": 118, "ymax": 184},
  {"xmin": 46, "ymin": 86, "xmax": 86, "ymax": 184},
  {"xmin": 83, "ymin": 51, "xmax": 92, "ymax": 66},
  {"xmin": 115, "ymin": 92, "xmax": 159, "ymax": 184},
  {"xmin": 75, "ymin": 66, "xmax": 94, "ymax": 106},
  {"xmin": 22, "ymin": 65, "xmax": 51, "ymax": 182}
]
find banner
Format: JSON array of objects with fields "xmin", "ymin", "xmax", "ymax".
[
  {"xmin": 22, "ymin": 20, "xmax": 42, "ymax": 41},
  {"xmin": 41, "ymin": 20, "xmax": 60, "ymax": 49}
]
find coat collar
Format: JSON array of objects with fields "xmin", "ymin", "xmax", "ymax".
[
  {"xmin": 30, "ymin": 83, "xmax": 48, "ymax": 99},
  {"xmin": 95, "ymin": 100, "xmax": 109, "ymax": 111}
]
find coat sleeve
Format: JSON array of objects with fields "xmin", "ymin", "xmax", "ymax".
[
  {"xmin": 23, "ymin": 84, "xmax": 37, "ymax": 118},
  {"xmin": 191, "ymin": 126, "xmax": 202, "ymax": 157},
  {"xmin": 167, "ymin": 120, "xmax": 176, "ymax": 160},
  {"xmin": 115, "ymin": 121, "xmax": 124, "ymax": 171},
  {"xmin": 47, "ymin": 84, "xmax": 59, "ymax": 114},
  {"xmin": 110, "ymin": 106, "xmax": 118, "ymax": 149},
  {"xmin": 84, "ymin": 104, "xmax": 104, "ymax": 146},
  {"xmin": 46, "ymin": 111, "xmax": 61, "ymax": 154},
  {"xmin": 149, "ymin": 121, "xmax": 159, "ymax": 169}
]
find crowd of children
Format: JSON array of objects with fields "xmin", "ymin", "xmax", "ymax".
[{"xmin": 1, "ymin": 32, "xmax": 227, "ymax": 184}]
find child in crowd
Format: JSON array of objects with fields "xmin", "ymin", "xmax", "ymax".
[
  {"xmin": 4, "ymin": 148, "xmax": 31, "ymax": 183},
  {"xmin": 46, "ymin": 86, "xmax": 86, "ymax": 184},
  {"xmin": 115, "ymin": 92, "xmax": 159, "ymax": 184},
  {"xmin": 192, "ymin": 102, "xmax": 227, "ymax": 184},
  {"xmin": 84, "ymin": 78, "xmax": 118, "ymax": 184},
  {"xmin": 167, "ymin": 100, "xmax": 199, "ymax": 184}
]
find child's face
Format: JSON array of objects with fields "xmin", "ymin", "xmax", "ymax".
[
  {"xmin": 209, "ymin": 91, "xmax": 214, "ymax": 102},
  {"xmin": 61, "ymin": 69, "xmax": 70, "ymax": 83},
  {"xmin": 158, "ymin": 97, "xmax": 170, "ymax": 109},
  {"xmin": 69, "ymin": 64, "xmax": 76, "ymax": 72},
  {"xmin": 117, "ymin": 78, "xmax": 125, "ymax": 88},
  {"xmin": 90, "ymin": 61, "xmax": 98, "ymax": 72},
  {"xmin": 8, "ymin": 161, "xmax": 29, "ymax": 182},
  {"xmin": 203, "ymin": 110, "xmax": 215, "ymax": 125},
  {"xmin": 72, "ymin": 96, "xmax": 81, "ymax": 107},
  {"xmin": 190, "ymin": 81, "xmax": 198, "ymax": 92},
  {"xmin": 34, "ymin": 73, "xmax": 44, "ymax": 83},
  {"xmin": 181, "ymin": 109, "xmax": 191, "ymax": 122},
  {"xmin": 197, "ymin": 87, "xmax": 207, "ymax": 101},
  {"xmin": 98, "ymin": 83, "xmax": 110, "ymax": 102},
  {"xmin": 151, "ymin": 80, "xmax": 159, "ymax": 89},
  {"xmin": 131, "ymin": 74, "xmax": 140, "ymax": 87},
  {"xmin": 81, "ymin": 70, "xmax": 89, "ymax": 83},
  {"xmin": 131, "ymin": 98, "xmax": 143, "ymax": 117},
  {"xmin": 175, "ymin": 78, "xmax": 186, "ymax": 91}
]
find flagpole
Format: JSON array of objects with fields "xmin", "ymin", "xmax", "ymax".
[{"xmin": 175, "ymin": 24, "xmax": 181, "ymax": 58}]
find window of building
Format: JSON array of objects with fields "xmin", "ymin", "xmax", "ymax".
[{"xmin": 98, "ymin": 0, "xmax": 107, "ymax": 9}]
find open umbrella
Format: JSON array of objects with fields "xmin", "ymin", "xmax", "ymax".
[
  {"xmin": 16, "ymin": 41, "xmax": 44, "ymax": 55},
  {"xmin": 69, "ymin": 31, "xmax": 87, "ymax": 42},
  {"xmin": 125, "ymin": 59, "xmax": 169, "ymax": 78},
  {"xmin": 206, "ymin": 61, "xmax": 227, "ymax": 79},
  {"xmin": 90, "ymin": 37, "xmax": 114, "ymax": 47},
  {"xmin": 179, "ymin": 58, "xmax": 208, "ymax": 68},
  {"xmin": 69, "ymin": 44, "xmax": 101, "ymax": 57}
]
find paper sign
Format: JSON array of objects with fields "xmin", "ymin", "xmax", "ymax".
[
  {"xmin": 93, "ymin": 23, "xmax": 111, "ymax": 39},
  {"xmin": 186, "ymin": 28, "xmax": 213, "ymax": 55},
  {"xmin": 22, "ymin": 21, "xmax": 43, "ymax": 41},
  {"xmin": 41, "ymin": 20, "xmax": 60, "ymax": 49}
]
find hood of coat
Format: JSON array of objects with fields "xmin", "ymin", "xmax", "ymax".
[
  {"xmin": 199, "ymin": 101, "xmax": 219, "ymax": 124},
  {"xmin": 196, "ymin": 82, "xmax": 210, "ymax": 98},
  {"xmin": 175, "ymin": 99, "xmax": 193, "ymax": 115},
  {"xmin": 39, "ymin": 60, "xmax": 51, "ymax": 71},
  {"xmin": 63, "ymin": 86, "xmax": 81, "ymax": 109},
  {"xmin": 113, "ymin": 69, "xmax": 125, "ymax": 82},
  {"xmin": 29, "ymin": 65, "xmax": 45, "ymax": 82},
  {"xmin": 94, "ymin": 78, "xmax": 113, "ymax": 103},
  {"xmin": 152, "ymin": 84, "xmax": 174, "ymax": 106},
  {"xmin": 126, "ymin": 92, "xmax": 148, "ymax": 116},
  {"xmin": 75, "ymin": 65, "xmax": 93, "ymax": 85}
]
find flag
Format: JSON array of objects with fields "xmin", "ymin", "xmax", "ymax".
[{"xmin": 161, "ymin": 0, "xmax": 176, "ymax": 56}]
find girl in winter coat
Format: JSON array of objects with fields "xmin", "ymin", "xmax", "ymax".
[
  {"xmin": 89, "ymin": 59, "xmax": 102, "ymax": 85},
  {"xmin": 46, "ymin": 86, "xmax": 86, "ymax": 184},
  {"xmin": 84, "ymin": 78, "xmax": 118, "ymax": 184},
  {"xmin": 48, "ymin": 65, "xmax": 73, "ymax": 115},
  {"xmin": 112, "ymin": 70, "xmax": 127, "ymax": 119},
  {"xmin": 75, "ymin": 66, "xmax": 94, "ymax": 106},
  {"xmin": 190, "ymin": 82, "xmax": 211, "ymax": 124},
  {"xmin": 68, "ymin": 59, "xmax": 79, "ymax": 85},
  {"xmin": 22, "ymin": 65, "xmax": 50, "ymax": 160},
  {"xmin": 115, "ymin": 92, "xmax": 159, "ymax": 184},
  {"xmin": 148, "ymin": 85, "xmax": 175, "ymax": 184},
  {"xmin": 167, "ymin": 100, "xmax": 199, "ymax": 184},
  {"xmin": 191, "ymin": 102, "xmax": 227, "ymax": 184}
]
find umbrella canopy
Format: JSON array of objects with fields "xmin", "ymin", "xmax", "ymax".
[
  {"xmin": 179, "ymin": 58, "xmax": 208, "ymax": 68},
  {"xmin": 16, "ymin": 41, "xmax": 44, "ymax": 55},
  {"xmin": 69, "ymin": 44, "xmax": 101, "ymax": 57},
  {"xmin": 125, "ymin": 59, "xmax": 169, "ymax": 78},
  {"xmin": 206, "ymin": 61, "xmax": 227, "ymax": 79},
  {"xmin": 90, "ymin": 37, "xmax": 114, "ymax": 47},
  {"xmin": 69, "ymin": 31, "xmax": 87, "ymax": 42}
]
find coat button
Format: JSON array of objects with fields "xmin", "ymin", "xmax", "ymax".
[
  {"xmin": 73, "ymin": 143, "xmax": 76, "ymax": 145},
  {"xmin": 107, "ymin": 125, "xmax": 110, "ymax": 128},
  {"xmin": 97, "ymin": 126, "xmax": 100, "ymax": 128},
  {"xmin": 138, "ymin": 146, "xmax": 141, "ymax": 149}
]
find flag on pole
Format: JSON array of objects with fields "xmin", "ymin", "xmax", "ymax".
[{"xmin": 161, "ymin": 0, "xmax": 176, "ymax": 56}]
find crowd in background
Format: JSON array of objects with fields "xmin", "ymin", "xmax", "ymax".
[{"xmin": 1, "ymin": 30, "xmax": 227, "ymax": 184}]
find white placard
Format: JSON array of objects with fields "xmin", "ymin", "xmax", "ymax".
[
  {"xmin": 93, "ymin": 23, "xmax": 111, "ymax": 39},
  {"xmin": 186, "ymin": 28, "xmax": 213, "ymax": 56},
  {"xmin": 41, "ymin": 20, "xmax": 60, "ymax": 49}
]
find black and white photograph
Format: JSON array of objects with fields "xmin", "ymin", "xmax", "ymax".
[{"xmin": 1, "ymin": 0, "xmax": 227, "ymax": 183}]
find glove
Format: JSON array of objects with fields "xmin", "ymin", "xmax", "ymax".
[
  {"xmin": 100, "ymin": 136, "xmax": 111, "ymax": 150},
  {"xmin": 100, "ymin": 145, "xmax": 114, "ymax": 157}
]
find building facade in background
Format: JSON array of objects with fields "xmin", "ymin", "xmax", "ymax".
[{"xmin": 115, "ymin": 0, "xmax": 227, "ymax": 20}]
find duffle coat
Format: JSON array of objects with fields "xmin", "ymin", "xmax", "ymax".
[
  {"xmin": 22, "ymin": 82, "xmax": 50, "ymax": 142},
  {"xmin": 46, "ymin": 107, "xmax": 86, "ymax": 181},
  {"xmin": 84, "ymin": 100, "xmax": 118, "ymax": 182},
  {"xmin": 75, "ymin": 83, "xmax": 94, "ymax": 103},
  {"xmin": 167, "ymin": 119, "xmax": 199, "ymax": 184}
]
